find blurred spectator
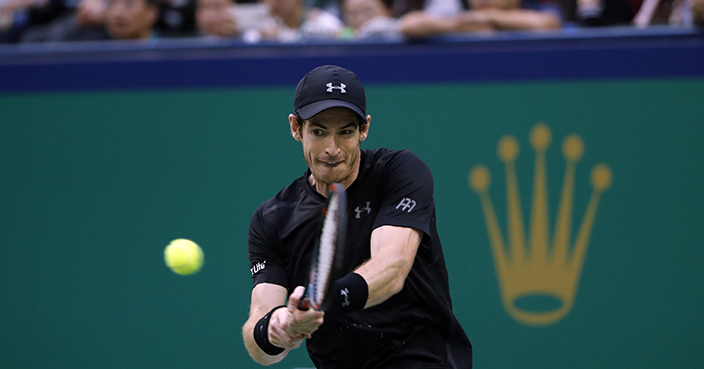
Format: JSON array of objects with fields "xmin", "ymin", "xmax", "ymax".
[
  {"xmin": 341, "ymin": 0, "xmax": 401, "ymax": 38},
  {"xmin": 312, "ymin": 0, "xmax": 464, "ymax": 21},
  {"xmin": 155, "ymin": 0, "xmax": 196, "ymax": 37},
  {"xmin": 14, "ymin": 0, "xmax": 167, "ymax": 42},
  {"xmin": 576, "ymin": 0, "xmax": 633, "ymax": 26},
  {"xmin": 33, "ymin": 0, "xmax": 157, "ymax": 41},
  {"xmin": 633, "ymin": 0, "xmax": 703, "ymax": 26},
  {"xmin": 694, "ymin": 0, "xmax": 704, "ymax": 24},
  {"xmin": 17, "ymin": 0, "xmax": 109, "ymax": 42},
  {"xmin": 76, "ymin": 0, "xmax": 105, "ymax": 26},
  {"xmin": 8, "ymin": 0, "xmax": 113, "ymax": 43},
  {"xmin": 1, "ymin": 0, "xmax": 35, "ymax": 42},
  {"xmin": 399, "ymin": 0, "xmax": 561, "ymax": 37},
  {"xmin": 103, "ymin": 0, "xmax": 158, "ymax": 39},
  {"xmin": 392, "ymin": 0, "xmax": 464, "ymax": 17},
  {"xmin": 1, "ymin": 0, "xmax": 72, "ymax": 43},
  {"xmin": 259, "ymin": 0, "xmax": 343, "ymax": 41},
  {"xmin": 196, "ymin": 0, "xmax": 276, "ymax": 41},
  {"xmin": 196, "ymin": 0, "xmax": 237, "ymax": 36}
]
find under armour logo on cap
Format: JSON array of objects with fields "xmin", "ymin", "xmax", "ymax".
[{"xmin": 326, "ymin": 82, "xmax": 346, "ymax": 93}]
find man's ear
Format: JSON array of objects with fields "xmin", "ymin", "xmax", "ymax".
[
  {"xmin": 289, "ymin": 114, "xmax": 302, "ymax": 141},
  {"xmin": 359, "ymin": 115, "xmax": 371, "ymax": 142}
]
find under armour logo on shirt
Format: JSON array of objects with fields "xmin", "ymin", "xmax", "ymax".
[
  {"xmin": 355, "ymin": 202, "xmax": 372, "ymax": 218},
  {"xmin": 340, "ymin": 288, "xmax": 350, "ymax": 307},
  {"xmin": 326, "ymin": 82, "xmax": 346, "ymax": 93},
  {"xmin": 396, "ymin": 198, "xmax": 417, "ymax": 213}
]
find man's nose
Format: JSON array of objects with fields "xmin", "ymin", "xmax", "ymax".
[{"xmin": 325, "ymin": 136, "xmax": 340, "ymax": 156}]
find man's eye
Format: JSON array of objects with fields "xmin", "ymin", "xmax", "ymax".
[{"xmin": 312, "ymin": 130, "xmax": 325, "ymax": 136}]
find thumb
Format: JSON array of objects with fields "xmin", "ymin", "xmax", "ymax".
[{"xmin": 288, "ymin": 286, "xmax": 307, "ymax": 312}]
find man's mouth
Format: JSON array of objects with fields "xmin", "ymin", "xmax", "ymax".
[{"xmin": 320, "ymin": 159, "xmax": 343, "ymax": 167}]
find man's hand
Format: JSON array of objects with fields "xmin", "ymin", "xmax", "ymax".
[{"xmin": 268, "ymin": 286, "xmax": 324, "ymax": 350}]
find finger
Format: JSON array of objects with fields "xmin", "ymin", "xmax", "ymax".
[
  {"xmin": 289, "ymin": 310, "xmax": 325, "ymax": 337},
  {"xmin": 288, "ymin": 286, "xmax": 306, "ymax": 312},
  {"xmin": 270, "ymin": 323, "xmax": 302, "ymax": 350},
  {"xmin": 266, "ymin": 310, "xmax": 287, "ymax": 348}
]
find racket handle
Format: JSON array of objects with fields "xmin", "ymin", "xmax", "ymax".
[{"xmin": 298, "ymin": 297, "xmax": 310, "ymax": 311}]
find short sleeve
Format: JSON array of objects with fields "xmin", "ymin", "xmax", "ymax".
[
  {"xmin": 373, "ymin": 150, "xmax": 434, "ymax": 236},
  {"xmin": 247, "ymin": 207, "xmax": 289, "ymax": 289}
]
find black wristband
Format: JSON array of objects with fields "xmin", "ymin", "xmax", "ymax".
[
  {"xmin": 253, "ymin": 305, "xmax": 286, "ymax": 356},
  {"xmin": 324, "ymin": 272, "xmax": 369, "ymax": 317}
]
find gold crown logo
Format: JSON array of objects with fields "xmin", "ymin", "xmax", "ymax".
[{"xmin": 469, "ymin": 123, "xmax": 612, "ymax": 326}]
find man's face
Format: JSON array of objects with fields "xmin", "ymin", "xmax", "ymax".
[
  {"xmin": 291, "ymin": 107, "xmax": 369, "ymax": 188},
  {"xmin": 105, "ymin": 0, "xmax": 157, "ymax": 40}
]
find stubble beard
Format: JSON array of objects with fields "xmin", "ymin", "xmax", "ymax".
[{"xmin": 307, "ymin": 147, "xmax": 360, "ymax": 186}]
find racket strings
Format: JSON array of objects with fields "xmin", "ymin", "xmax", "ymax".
[{"xmin": 314, "ymin": 193, "xmax": 339, "ymax": 306}]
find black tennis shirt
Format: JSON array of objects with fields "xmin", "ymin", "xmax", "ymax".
[{"xmin": 248, "ymin": 148, "xmax": 472, "ymax": 369}]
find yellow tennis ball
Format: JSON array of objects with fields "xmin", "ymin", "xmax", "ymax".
[{"xmin": 164, "ymin": 239, "xmax": 204, "ymax": 275}]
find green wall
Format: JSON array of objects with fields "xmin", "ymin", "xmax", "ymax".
[{"xmin": 2, "ymin": 78, "xmax": 703, "ymax": 368}]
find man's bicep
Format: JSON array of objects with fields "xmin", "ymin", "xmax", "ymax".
[{"xmin": 369, "ymin": 225, "xmax": 422, "ymax": 260}]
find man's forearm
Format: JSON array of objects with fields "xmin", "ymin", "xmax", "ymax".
[
  {"xmin": 356, "ymin": 226, "xmax": 421, "ymax": 308},
  {"xmin": 243, "ymin": 284, "xmax": 291, "ymax": 366},
  {"xmin": 243, "ymin": 315, "xmax": 288, "ymax": 366}
]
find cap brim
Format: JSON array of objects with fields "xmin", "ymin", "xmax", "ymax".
[{"xmin": 297, "ymin": 99, "xmax": 365, "ymax": 121}]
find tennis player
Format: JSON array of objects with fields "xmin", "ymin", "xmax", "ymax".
[{"xmin": 243, "ymin": 65, "xmax": 472, "ymax": 368}]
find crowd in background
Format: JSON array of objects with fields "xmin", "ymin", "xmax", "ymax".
[{"xmin": 0, "ymin": 0, "xmax": 702, "ymax": 44}]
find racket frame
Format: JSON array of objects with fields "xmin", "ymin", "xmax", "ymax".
[{"xmin": 299, "ymin": 183, "xmax": 347, "ymax": 311}]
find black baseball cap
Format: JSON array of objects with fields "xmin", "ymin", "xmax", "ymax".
[{"xmin": 294, "ymin": 65, "xmax": 366, "ymax": 121}]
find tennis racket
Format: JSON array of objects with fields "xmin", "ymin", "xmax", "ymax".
[{"xmin": 298, "ymin": 183, "xmax": 347, "ymax": 311}]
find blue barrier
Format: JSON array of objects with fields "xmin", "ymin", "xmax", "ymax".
[{"xmin": 1, "ymin": 26, "xmax": 703, "ymax": 92}]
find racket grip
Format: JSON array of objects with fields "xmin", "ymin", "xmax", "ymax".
[{"xmin": 298, "ymin": 297, "xmax": 310, "ymax": 311}]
